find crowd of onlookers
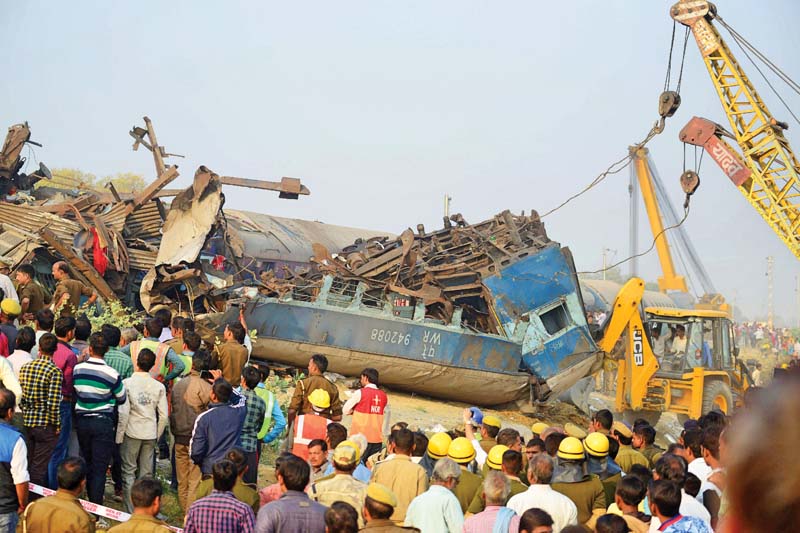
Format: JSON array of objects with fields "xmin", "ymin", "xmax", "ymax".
[{"xmin": 0, "ymin": 260, "xmax": 798, "ymax": 532}]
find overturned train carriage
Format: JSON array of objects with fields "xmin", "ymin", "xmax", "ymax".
[{"xmin": 209, "ymin": 210, "xmax": 601, "ymax": 407}]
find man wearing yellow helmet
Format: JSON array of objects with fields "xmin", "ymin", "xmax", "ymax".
[
  {"xmin": 291, "ymin": 388, "xmax": 332, "ymax": 461},
  {"xmin": 287, "ymin": 354, "xmax": 342, "ymax": 431},
  {"xmin": 583, "ymin": 432, "xmax": 622, "ymax": 508},
  {"xmin": 419, "ymin": 432, "xmax": 451, "ymax": 478},
  {"xmin": 550, "ymin": 436, "xmax": 606, "ymax": 527},
  {"xmin": 447, "ymin": 436, "xmax": 483, "ymax": 513},
  {"xmin": 467, "ymin": 447, "xmax": 527, "ymax": 514}
]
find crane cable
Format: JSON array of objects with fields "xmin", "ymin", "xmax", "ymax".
[{"xmin": 716, "ymin": 16, "xmax": 800, "ymax": 127}]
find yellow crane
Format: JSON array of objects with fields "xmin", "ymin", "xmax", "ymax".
[{"xmin": 670, "ymin": 1, "xmax": 800, "ymax": 260}]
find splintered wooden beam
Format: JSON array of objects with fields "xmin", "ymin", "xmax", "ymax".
[
  {"xmin": 219, "ymin": 176, "xmax": 311, "ymax": 198},
  {"xmin": 126, "ymin": 166, "xmax": 180, "ymax": 214},
  {"xmin": 39, "ymin": 229, "xmax": 118, "ymax": 301}
]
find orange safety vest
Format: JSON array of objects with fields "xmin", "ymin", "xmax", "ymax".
[
  {"xmin": 292, "ymin": 413, "xmax": 331, "ymax": 461},
  {"xmin": 350, "ymin": 386, "xmax": 388, "ymax": 444},
  {"xmin": 130, "ymin": 339, "xmax": 171, "ymax": 382}
]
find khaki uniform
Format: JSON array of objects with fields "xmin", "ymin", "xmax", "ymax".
[
  {"xmin": 615, "ymin": 444, "xmax": 649, "ymax": 473},
  {"xmin": 640, "ymin": 444, "xmax": 665, "ymax": 468},
  {"xmin": 360, "ymin": 519, "xmax": 420, "ymax": 532},
  {"xmin": 453, "ymin": 467, "xmax": 483, "ymax": 513},
  {"xmin": 586, "ymin": 511, "xmax": 650, "ymax": 533},
  {"xmin": 213, "ymin": 340, "xmax": 248, "ymax": 385},
  {"xmin": 478, "ymin": 438, "xmax": 495, "ymax": 454},
  {"xmin": 23, "ymin": 489, "xmax": 96, "ymax": 532},
  {"xmin": 194, "ymin": 477, "xmax": 259, "ymax": 514},
  {"xmin": 371, "ymin": 455, "xmax": 428, "ymax": 524},
  {"xmin": 107, "ymin": 514, "xmax": 171, "ymax": 532},
  {"xmin": 601, "ymin": 472, "xmax": 622, "ymax": 510},
  {"xmin": 53, "ymin": 278, "xmax": 93, "ymax": 317},
  {"xmin": 552, "ymin": 474, "xmax": 606, "ymax": 526},
  {"xmin": 466, "ymin": 474, "xmax": 526, "ymax": 514},
  {"xmin": 311, "ymin": 474, "xmax": 368, "ymax": 526},
  {"xmin": 166, "ymin": 336, "xmax": 184, "ymax": 356},
  {"xmin": 18, "ymin": 281, "xmax": 49, "ymax": 316},
  {"xmin": 289, "ymin": 374, "xmax": 343, "ymax": 418}
]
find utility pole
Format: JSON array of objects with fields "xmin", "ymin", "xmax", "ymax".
[
  {"xmin": 444, "ymin": 194, "xmax": 452, "ymax": 218},
  {"xmin": 767, "ymin": 256, "xmax": 774, "ymax": 329},
  {"xmin": 629, "ymin": 161, "xmax": 639, "ymax": 278},
  {"xmin": 602, "ymin": 247, "xmax": 616, "ymax": 281}
]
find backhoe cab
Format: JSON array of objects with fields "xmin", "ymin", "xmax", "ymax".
[{"xmin": 597, "ymin": 278, "xmax": 750, "ymax": 424}]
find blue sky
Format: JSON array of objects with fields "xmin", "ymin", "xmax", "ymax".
[{"xmin": 3, "ymin": 1, "xmax": 800, "ymax": 323}]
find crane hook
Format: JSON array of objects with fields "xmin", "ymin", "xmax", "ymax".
[{"xmin": 680, "ymin": 170, "xmax": 700, "ymax": 209}]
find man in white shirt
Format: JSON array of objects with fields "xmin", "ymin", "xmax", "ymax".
[
  {"xmin": 648, "ymin": 454, "xmax": 711, "ymax": 532},
  {"xmin": 116, "ymin": 347, "xmax": 168, "ymax": 512},
  {"xmin": 7, "ymin": 327, "xmax": 34, "ymax": 377},
  {"xmin": 29, "ymin": 309, "xmax": 54, "ymax": 359},
  {"xmin": 683, "ymin": 429, "xmax": 712, "ymax": 489},
  {"xmin": 507, "ymin": 453, "xmax": 578, "ymax": 533},
  {"xmin": 342, "ymin": 368, "xmax": 391, "ymax": 462},
  {"xmin": 670, "ymin": 325, "xmax": 688, "ymax": 355},
  {"xmin": 0, "ymin": 259, "xmax": 19, "ymax": 303}
]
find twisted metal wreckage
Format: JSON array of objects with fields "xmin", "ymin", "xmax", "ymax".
[{"xmin": 0, "ymin": 119, "xmax": 602, "ymax": 408}]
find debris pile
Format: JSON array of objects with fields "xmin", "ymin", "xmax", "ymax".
[
  {"xmin": 258, "ymin": 210, "xmax": 552, "ymax": 334},
  {"xmin": 0, "ymin": 118, "xmax": 309, "ymax": 311}
]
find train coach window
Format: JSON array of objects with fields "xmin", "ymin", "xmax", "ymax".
[{"xmin": 540, "ymin": 302, "xmax": 570, "ymax": 336}]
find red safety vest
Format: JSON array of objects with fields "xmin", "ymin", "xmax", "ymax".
[
  {"xmin": 292, "ymin": 413, "xmax": 330, "ymax": 461},
  {"xmin": 350, "ymin": 386, "xmax": 387, "ymax": 444}
]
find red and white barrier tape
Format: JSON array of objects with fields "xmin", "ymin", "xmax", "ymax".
[{"xmin": 28, "ymin": 482, "xmax": 183, "ymax": 532}]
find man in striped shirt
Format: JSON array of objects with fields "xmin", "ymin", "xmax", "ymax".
[{"xmin": 73, "ymin": 332, "xmax": 127, "ymax": 504}]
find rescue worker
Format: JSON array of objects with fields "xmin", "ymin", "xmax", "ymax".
[
  {"xmin": 120, "ymin": 318, "xmax": 185, "ymax": 384},
  {"xmin": 589, "ymin": 409, "xmax": 613, "ymax": 436},
  {"xmin": 15, "ymin": 264, "xmax": 50, "ymax": 323},
  {"xmin": 531, "ymin": 422, "xmax": 550, "ymax": 440},
  {"xmin": 310, "ymin": 441, "xmax": 368, "ymax": 527},
  {"xmin": 251, "ymin": 362, "xmax": 286, "ymax": 449},
  {"xmin": 287, "ymin": 354, "xmax": 343, "ymax": 439},
  {"xmin": 344, "ymin": 367, "xmax": 390, "ymax": 463},
  {"xmin": 50, "ymin": 261, "xmax": 97, "ymax": 317},
  {"xmin": 165, "ymin": 316, "xmax": 188, "ymax": 355},
  {"xmin": 609, "ymin": 421, "xmax": 648, "ymax": 474},
  {"xmin": 550, "ymin": 436, "xmax": 606, "ymax": 527},
  {"xmin": 212, "ymin": 322, "xmax": 248, "ymax": 386},
  {"xmin": 462, "ymin": 407, "xmax": 501, "ymax": 467},
  {"xmin": 467, "ymin": 446, "xmax": 527, "ymax": 514},
  {"xmin": 419, "ymin": 432, "xmax": 451, "ymax": 478},
  {"xmin": 584, "ymin": 432, "xmax": 623, "ymax": 507},
  {"xmin": 564, "ymin": 422, "xmax": 587, "ymax": 441},
  {"xmin": 633, "ymin": 424, "xmax": 664, "ymax": 468},
  {"xmin": 447, "ymin": 436, "xmax": 484, "ymax": 513},
  {"xmin": 291, "ymin": 388, "xmax": 332, "ymax": 461},
  {"xmin": 370, "ymin": 428, "xmax": 428, "ymax": 525}
]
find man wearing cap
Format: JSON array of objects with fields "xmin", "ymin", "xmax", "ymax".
[
  {"xmin": 344, "ymin": 367, "xmax": 390, "ymax": 463},
  {"xmin": 584, "ymin": 432, "xmax": 623, "ymax": 507},
  {"xmin": 287, "ymin": 354, "xmax": 343, "ymax": 428},
  {"xmin": 0, "ymin": 259, "xmax": 18, "ymax": 303},
  {"xmin": 610, "ymin": 421, "xmax": 648, "ymax": 474},
  {"xmin": 467, "ymin": 448, "xmax": 527, "ymax": 514},
  {"xmin": 361, "ymin": 483, "xmax": 420, "ymax": 532},
  {"xmin": 371, "ymin": 428, "xmax": 428, "ymax": 524},
  {"xmin": 50, "ymin": 261, "xmax": 96, "ymax": 317},
  {"xmin": 551, "ymin": 436, "xmax": 606, "ymax": 527},
  {"xmin": 462, "ymin": 408, "xmax": 501, "ymax": 468},
  {"xmin": 311, "ymin": 441, "xmax": 368, "ymax": 526},
  {"xmin": 15, "ymin": 265, "xmax": 49, "ymax": 323},
  {"xmin": 419, "ymin": 432, "xmax": 451, "ymax": 478},
  {"xmin": 0, "ymin": 299, "xmax": 19, "ymax": 344},
  {"xmin": 291, "ymin": 388, "xmax": 332, "ymax": 461},
  {"xmin": 404, "ymin": 457, "xmax": 464, "ymax": 533},
  {"xmin": 447, "ymin": 436, "xmax": 484, "ymax": 513}
]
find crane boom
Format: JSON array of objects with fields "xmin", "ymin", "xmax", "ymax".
[{"xmin": 671, "ymin": 1, "xmax": 800, "ymax": 260}]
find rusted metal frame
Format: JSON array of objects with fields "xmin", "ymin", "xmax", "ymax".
[
  {"xmin": 218, "ymin": 176, "xmax": 310, "ymax": 196},
  {"xmin": 39, "ymin": 229, "xmax": 117, "ymax": 301}
]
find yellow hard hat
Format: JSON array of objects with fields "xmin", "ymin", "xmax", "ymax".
[
  {"xmin": 531, "ymin": 422, "xmax": 550, "ymax": 435},
  {"xmin": 564, "ymin": 422, "xmax": 587, "ymax": 440},
  {"xmin": 583, "ymin": 432, "xmax": 609, "ymax": 457},
  {"xmin": 448, "ymin": 437, "xmax": 476, "ymax": 464},
  {"xmin": 308, "ymin": 388, "xmax": 331, "ymax": 409},
  {"xmin": 0, "ymin": 299, "xmax": 21, "ymax": 317},
  {"xmin": 427, "ymin": 432, "xmax": 452, "ymax": 460},
  {"xmin": 482, "ymin": 415, "xmax": 502, "ymax": 429},
  {"xmin": 557, "ymin": 436, "xmax": 586, "ymax": 461},
  {"xmin": 486, "ymin": 445, "xmax": 509, "ymax": 470}
]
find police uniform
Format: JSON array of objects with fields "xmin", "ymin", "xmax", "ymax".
[
  {"xmin": 289, "ymin": 374, "xmax": 343, "ymax": 418},
  {"xmin": 453, "ymin": 467, "xmax": 483, "ymax": 513},
  {"xmin": 18, "ymin": 281, "xmax": 49, "ymax": 316},
  {"xmin": 466, "ymin": 475, "xmax": 526, "ymax": 514},
  {"xmin": 614, "ymin": 445, "xmax": 649, "ymax": 474},
  {"xmin": 361, "ymin": 483, "xmax": 421, "ymax": 532},
  {"xmin": 107, "ymin": 514, "xmax": 171, "ymax": 532},
  {"xmin": 640, "ymin": 444, "xmax": 665, "ymax": 468},
  {"xmin": 22, "ymin": 489, "xmax": 96, "ymax": 532},
  {"xmin": 52, "ymin": 278, "xmax": 93, "ymax": 317},
  {"xmin": 552, "ymin": 474, "xmax": 606, "ymax": 526},
  {"xmin": 213, "ymin": 339, "xmax": 248, "ymax": 385}
]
